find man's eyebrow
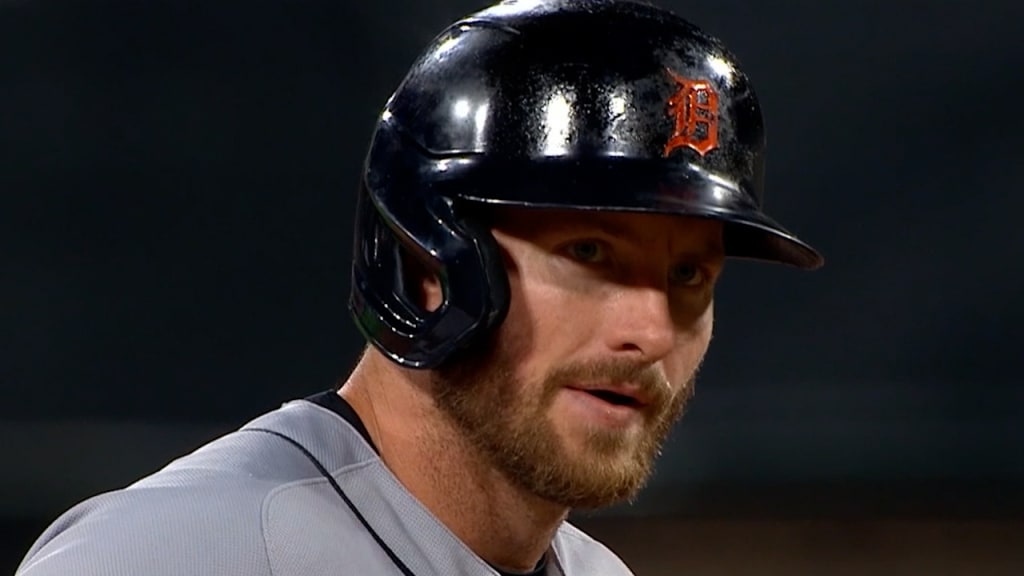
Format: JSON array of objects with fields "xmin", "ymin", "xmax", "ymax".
[
  {"xmin": 544, "ymin": 213, "xmax": 644, "ymax": 238},
  {"xmin": 568, "ymin": 215, "xmax": 726, "ymax": 259},
  {"xmin": 588, "ymin": 217, "xmax": 633, "ymax": 239}
]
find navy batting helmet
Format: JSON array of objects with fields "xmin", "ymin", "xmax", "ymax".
[{"xmin": 350, "ymin": 0, "xmax": 823, "ymax": 369}]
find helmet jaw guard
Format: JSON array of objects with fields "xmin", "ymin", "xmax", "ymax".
[{"xmin": 350, "ymin": 0, "xmax": 823, "ymax": 369}]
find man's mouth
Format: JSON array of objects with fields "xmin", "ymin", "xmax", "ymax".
[
  {"xmin": 586, "ymin": 389, "xmax": 640, "ymax": 407},
  {"xmin": 569, "ymin": 386, "xmax": 646, "ymax": 408}
]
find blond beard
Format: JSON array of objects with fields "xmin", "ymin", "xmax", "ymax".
[{"xmin": 431, "ymin": 341, "xmax": 697, "ymax": 510}]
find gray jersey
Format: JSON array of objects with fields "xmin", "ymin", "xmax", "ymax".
[{"xmin": 16, "ymin": 391, "xmax": 635, "ymax": 575}]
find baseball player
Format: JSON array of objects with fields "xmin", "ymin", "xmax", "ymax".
[{"xmin": 16, "ymin": 0, "xmax": 823, "ymax": 574}]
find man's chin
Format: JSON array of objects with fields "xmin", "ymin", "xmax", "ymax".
[
  {"xmin": 519, "ymin": 441, "xmax": 660, "ymax": 509},
  {"xmin": 543, "ymin": 472, "xmax": 653, "ymax": 511}
]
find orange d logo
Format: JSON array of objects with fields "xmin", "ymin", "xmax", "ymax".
[{"xmin": 663, "ymin": 69, "xmax": 719, "ymax": 157}]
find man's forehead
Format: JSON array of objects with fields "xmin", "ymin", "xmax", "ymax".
[
  {"xmin": 492, "ymin": 205, "xmax": 720, "ymax": 236},
  {"xmin": 566, "ymin": 210, "xmax": 717, "ymax": 234}
]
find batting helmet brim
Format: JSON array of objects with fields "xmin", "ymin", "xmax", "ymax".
[{"xmin": 432, "ymin": 156, "xmax": 825, "ymax": 270}]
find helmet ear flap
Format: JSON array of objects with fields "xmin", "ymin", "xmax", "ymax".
[
  {"xmin": 359, "ymin": 194, "xmax": 431, "ymax": 328},
  {"xmin": 448, "ymin": 199, "xmax": 511, "ymax": 337},
  {"xmin": 349, "ymin": 174, "xmax": 510, "ymax": 369}
]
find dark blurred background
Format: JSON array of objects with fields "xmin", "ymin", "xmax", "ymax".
[{"xmin": 3, "ymin": 0, "xmax": 1023, "ymax": 574}]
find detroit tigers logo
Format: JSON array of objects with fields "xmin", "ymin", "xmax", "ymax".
[{"xmin": 663, "ymin": 69, "xmax": 719, "ymax": 157}]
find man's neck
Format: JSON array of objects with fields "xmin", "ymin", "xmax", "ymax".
[{"xmin": 338, "ymin": 353, "xmax": 569, "ymax": 573}]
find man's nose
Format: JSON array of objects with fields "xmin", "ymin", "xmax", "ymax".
[{"xmin": 602, "ymin": 285, "xmax": 677, "ymax": 362}]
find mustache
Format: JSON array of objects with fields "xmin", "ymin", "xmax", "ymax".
[{"xmin": 543, "ymin": 359, "xmax": 673, "ymax": 405}]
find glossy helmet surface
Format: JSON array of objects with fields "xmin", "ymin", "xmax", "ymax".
[{"xmin": 350, "ymin": 0, "xmax": 823, "ymax": 368}]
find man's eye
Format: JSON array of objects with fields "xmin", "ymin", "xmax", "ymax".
[
  {"xmin": 566, "ymin": 241, "xmax": 606, "ymax": 263},
  {"xmin": 670, "ymin": 263, "xmax": 705, "ymax": 286}
]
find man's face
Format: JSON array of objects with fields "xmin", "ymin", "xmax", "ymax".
[{"xmin": 432, "ymin": 207, "xmax": 725, "ymax": 510}]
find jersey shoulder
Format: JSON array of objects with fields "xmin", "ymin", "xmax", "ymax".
[
  {"xmin": 553, "ymin": 520, "xmax": 636, "ymax": 575},
  {"xmin": 15, "ymin": 400, "xmax": 372, "ymax": 576},
  {"xmin": 16, "ymin": 477, "xmax": 276, "ymax": 576}
]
